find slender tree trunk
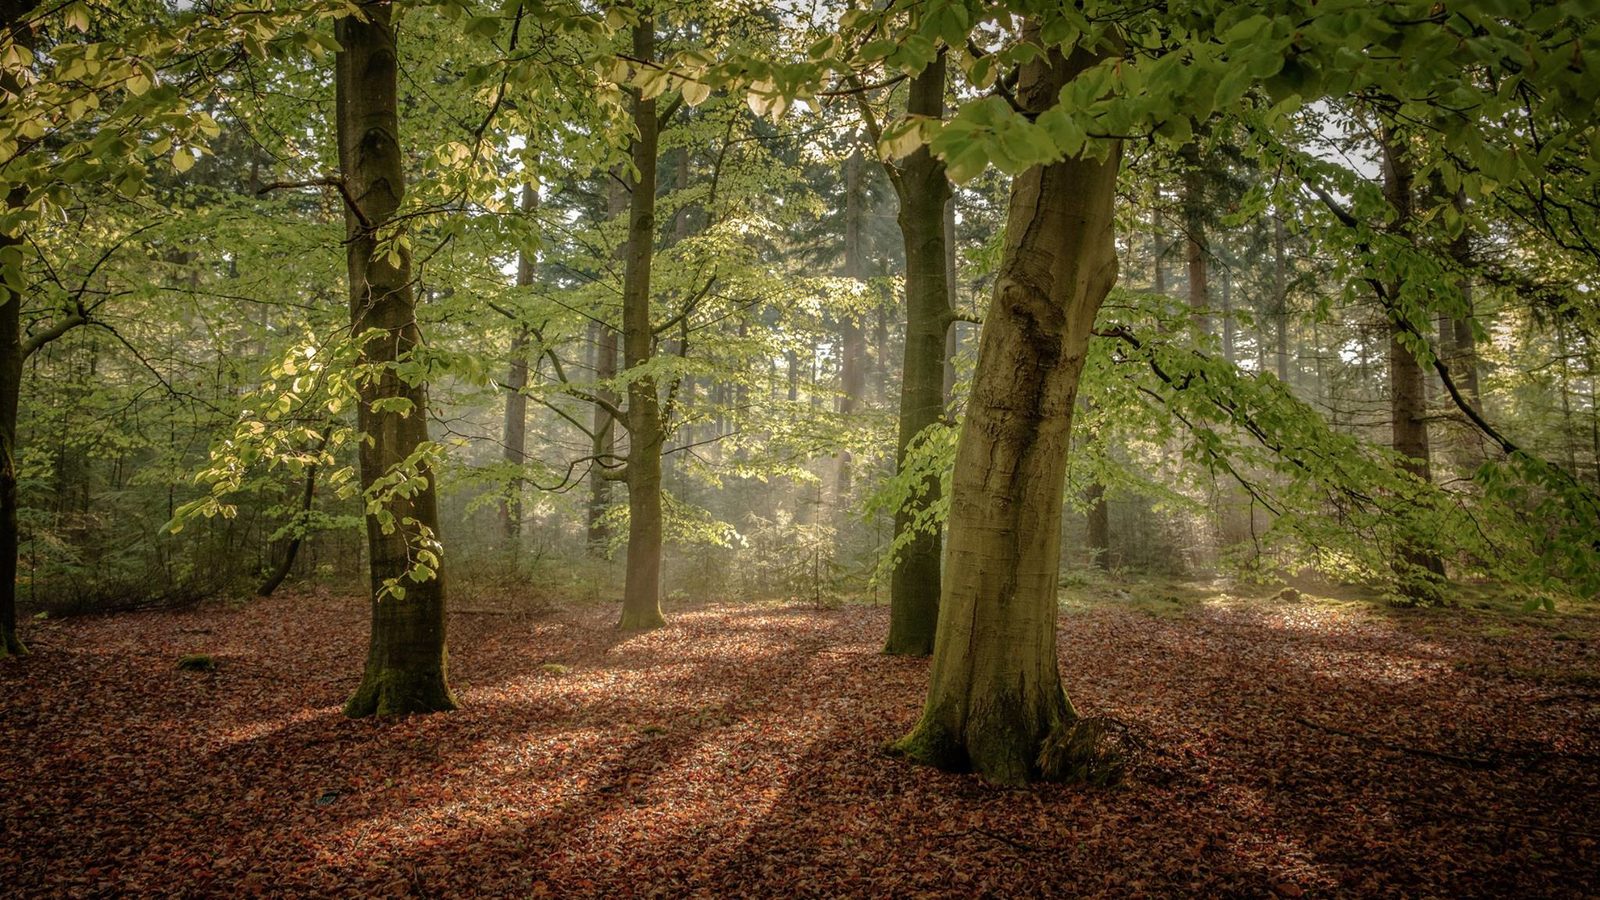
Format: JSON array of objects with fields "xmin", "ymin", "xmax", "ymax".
[
  {"xmin": 337, "ymin": 8, "xmax": 455, "ymax": 716},
  {"xmin": 258, "ymin": 428, "xmax": 332, "ymax": 597},
  {"xmin": 835, "ymin": 147, "xmax": 867, "ymax": 501},
  {"xmin": 1152, "ymin": 196, "xmax": 1167, "ymax": 296},
  {"xmin": 618, "ymin": 15, "xmax": 665, "ymax": 630},
  {"xmin": 587, "ymin": 177, "xmax": 627, "ymax": 554},
  {"xmin": 1221, "ymin": 265, "xmax": 1235, "ymax": 365},
  {"xmin": 1442, "ymin": 190, "xmax": 1480, "ymax": 406},
  {"xmin": 943, "ymin": 194, "xmax": 960, "ymax": 403},
  {"xmin": 1273, "ymin": 214, "xmax": 1290, "ymax": 384},
  {"xmin": 1085, "ymin": 481, "xmax": 1111, "ymax": 571},
  {"xmin": 893, "ymin": 39, "xmax": 1122, "ymax": 783},
  {"xmin": 1181, "ymin": 147, "xmax": 1210, "ymax": 338},
  {"xmin": 884, "ymin": 54, "xmax": 952, "ymax": 656},
  {"xmin": 1380, "ymin": 128, "xmax": 1446, "ymax": 590},
  {"xmin": 501, "ymin": 182, "xmax": 537, "ymax": 547},
  {"xmin": 1, "ymin": 1, "xmax": 39, "ymax": 659}
]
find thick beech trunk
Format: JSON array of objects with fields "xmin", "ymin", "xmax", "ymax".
[
  {"xmin": 1380, "ymin": 130, "xmax": 1446, "ymax": 588},
  {"xmin": 893, "ymin": 40, "xmax": 1122, "ymax": 784},
  {"xmin": 883, "ymin": 54, "xmax": 952, "ymax": 657},
  {"xmin": 337, "ymin": 8, "xmax": 455, "ymax": 716},
  {"xmin": 500, "ymin": 183, "xmax": 537, "ymax": 546},
  {"xmin": 619, "ymin": 16, "xmax": 665, "ymax": 630}
]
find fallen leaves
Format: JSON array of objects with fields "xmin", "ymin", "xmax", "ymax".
[{"xmin": 0, "ymin": 589, "xmax": 1595, "ymax": 896}]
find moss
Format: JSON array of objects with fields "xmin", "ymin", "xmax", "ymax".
[
  {"xmin": 176, "ymin": 653, "xmax": 216, "ymax": 672},
  {"xmin": 888, "ymin": 717, "xmax": 969, "ymax": 773},
  {"xmin": 617, "ymin": 607, "xmax": 666, "ymax": 631},
  {"xmin": 638, "ymin": 723, "xmax": 668, "ymax": 736},
  {"xmin": 539, "ymin": 662, "xmax": 570, "ymax": 675},
  {"xmin": 344, "ymin": 666, "xmax": 458, "ymax": 718}
]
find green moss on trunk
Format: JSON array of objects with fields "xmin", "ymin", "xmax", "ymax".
[{"xmin": 344, "ymin": 665, "xmax": 456, "ymax": 718}]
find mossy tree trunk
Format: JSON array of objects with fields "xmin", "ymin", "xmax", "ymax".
[
  {"xmin": 893, "ymin": 38, "xmax": 1121, "ymax": 785},
  {"xmin": 337, "ymin": 7, "xmax": 456, "ymax": 717},
  {"xmin": 883, "ymin": 53, "xmax": 952, "ymax": 657},
  {"xmin": 618, "ymin": 14, "xmax": 666, "ymax": 631}
]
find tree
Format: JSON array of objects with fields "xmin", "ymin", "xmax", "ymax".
[
  {"xmin": 336, "ymin": 5, "xmax": 456, "ymax": 716},
  {"xmin": 892, "ymin": 35, "xmax": 1122, "ymax": 784},
  {"xmin": 858, "ymin": 52, "xmax": 954, "ymax": 657}
]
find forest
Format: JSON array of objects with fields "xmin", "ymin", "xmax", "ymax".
[{"xmin": 1, "ymin": 0, "xmax": 1598, "ymax": 895}]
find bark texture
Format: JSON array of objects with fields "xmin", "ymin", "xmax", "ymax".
[
  {"xmin": 893, "ymin": 39, "xmax": 1122, "ymax": 784},
  {"xmin": 337, "ymin": 8, "xmax": 456, "ymax": 716},
  {"xmin": 883, "ymin": 54, "xmax": 952, "ymax": 657},
  {"xmin": 618, "ymin": 16, "xmax": 666, "ymax": 630},
  {"xmin": 1, "ymin": 1, "xmax": 39, "ymax": 659}
]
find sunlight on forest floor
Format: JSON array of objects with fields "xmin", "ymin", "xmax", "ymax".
[{"xmin": 2, "ymin": 588, "xmax": 1596, "ymax": 896}]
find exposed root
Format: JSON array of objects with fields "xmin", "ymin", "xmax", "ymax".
[{"xmin": 1036, "ymin": 715, "xmax": 1146, "ymax": 786}]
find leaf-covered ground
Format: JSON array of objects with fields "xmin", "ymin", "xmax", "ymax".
[{"xmin": 2, "ymin": 586, "xmax": 1597, "ymax": 897}]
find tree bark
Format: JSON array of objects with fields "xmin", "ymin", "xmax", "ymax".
[
  {"xmin": 500, "ymin": 182, "xmax": 537, "ymax": 547},
  {"xmin": 618, "ymin": 15, "xmax": 666, "ymax": 630},
  {"xmin": 893, "ymin": 38, "xmax": 1122, "ymax": 784},
  {"xmin": 1379, "ymin": 128, "xmax": 1446, "ymax": 590},
  {"xmin": 337, "ymin": 7, "xmax": 456, "ymax": 716},
  {"xmin": 883, "ymin": 54, "xmax": 953, "ymax": 657},
  {"xmin": 1085, "ymin": 481, "xmax": 1111, "ymax": 571},
  {"xmin": 2, "ymin": 1, "xmax": 39, "ymax": 659}
]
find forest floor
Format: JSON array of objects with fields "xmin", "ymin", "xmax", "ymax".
[{"xmin": 2, "ymin": 580, "xmax": 1597, "ymax": 898}]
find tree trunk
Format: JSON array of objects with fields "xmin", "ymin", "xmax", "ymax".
[
  {"xmin": 1181, "ymin": 147, "xmax": 1210, "ymax": 339},
  {"xmin": 1442, "ymin": 191, "xmax": 1480, "ymax": 406},
  {"xmin": 337, "ymin": 8, "xmax": 455, "ymax": 716},
  {"xmin": 587, "ymin": 176, "xmax": 627, "ymax": 555},
  {"xmin": 618, "ymin": 15, "xmax": 665, "ymax": 631},
  {"xmin": 1085, "ymin": 481, "xmax": 1111, "ymax": 571},
  {"xmin": 0, "ymin": 235, "xmax": 22, "ymax": 659},
  {"xmin": 1273, "ymin": 214, "xmax": 1290, "ymax": 385},
  {"xmin": 500, "ymin": 183, "xmax": 536, "ymax": 547},
  {"xmin": 1379, "ymin": 128, "xmax": 1446, "ymax": 590},
  {"xmin": 1, "ymin": 1, "xmax": 39, "ymax": 659},
  {"xmin": 835, "ymin": 147, "xmax": 867, "ymax": 501},
  {"xmin": 257, "ymin": 428, "xmax": 331, "ymax": 597},
  {"xmin": 893, "ymin": 39, "xmax": 1122, "ymax": 784},
  {"xmin": 943, "ymin": 194, "xmax": 960, "ymax": 403},
  {"xmin": 884, "ymin": 54, "xmax": 952, "ymax": 657}
]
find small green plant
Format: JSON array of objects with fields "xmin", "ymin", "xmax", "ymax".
[
  {"xmin": 176, "ymin": 653, "xmax": 216, "ymax": 672},
  {"xmin": 539, "ymin": 662, "xmax": 570, "ymax": 676}
]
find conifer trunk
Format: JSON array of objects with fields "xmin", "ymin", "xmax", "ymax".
[
  {"xmin": 893, "ymin": 39, "xmax": 1121, "ymax": 784},
  {"xmin": 1181, "ymin": 148, "xmax": 1210, "ymax": 338},
  {"xmin": 618, "ymin": 15, "xmax": 666, "ymax": 630},
  {"xmin": 337, "ymin": 7, "xmax": 455, "ymax": 716},
  {"xmin": 883, "ymin": 54, "xmax": 952, "ymax": 657},
  {"xmin": 1273, "ymin": 214, "xmax": 1290, "ymax": 384}
]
